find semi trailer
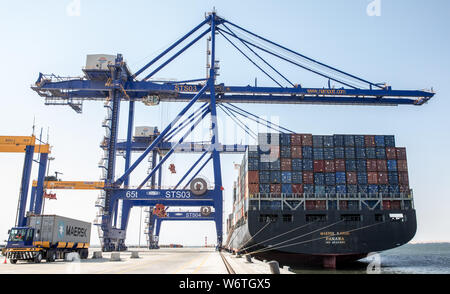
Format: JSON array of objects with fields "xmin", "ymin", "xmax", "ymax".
[{"xmin": 5, "ymin": 215, "xmax": 91, "ymax": 263}]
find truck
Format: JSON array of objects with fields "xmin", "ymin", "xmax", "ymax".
[{"xmin": 5, "ymin": 215, "xmax": 91, "ymax": 264}]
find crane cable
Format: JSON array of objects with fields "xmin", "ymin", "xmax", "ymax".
[{"xmin": 248, "ymin": 220, "xmax": 387, "ymax": 256}]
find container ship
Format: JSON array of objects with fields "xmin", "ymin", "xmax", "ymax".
[{"xmin": 225, "ymin": 133, "xmax": 416, "ymax": 268}]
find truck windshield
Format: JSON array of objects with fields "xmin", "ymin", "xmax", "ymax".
[{"xmin": 8, "ymin": 229, "xmax": 29, "ymax": 242}]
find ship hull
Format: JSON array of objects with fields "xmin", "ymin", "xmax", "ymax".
[{"xmin": 226, "ymin": 209, "xmax": 416, "ymax": 268}]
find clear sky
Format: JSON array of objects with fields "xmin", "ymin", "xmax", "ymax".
[{"xmin": 0, "ymin": 0, "xmax": 449, "ymax": 246}]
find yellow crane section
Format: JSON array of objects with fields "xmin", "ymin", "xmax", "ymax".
[
  {"xmin": 0, "ymin": 136, "xmax": 51, "ymax": 153},
  {"xmin": 31, "ymin": 181, "xmax": 104, "ymax": 190}
]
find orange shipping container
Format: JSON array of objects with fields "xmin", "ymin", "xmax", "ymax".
[
  {"xmin": 281, "ymin": 158, "xmax": 292, "ymax": 171},
  {"xmin": 386, "ymin": 147, "xmax": 397, "ymax": 159},
  {"xmin": 335, "ymin": 159, "xmax": 346, "ymax": 172},
  {"xmin": 364, "ymin": 135, "xmax": 376, "ymax": 147},
  {"xmin": 291, "ymin": 146, "xmax": 302, "ymax": 158},
  {"xmin": 301, "ymin": 134, "xmax": 313, "ymax": 146},
  {"xmin": 397, "ymin": 160, "xmax": 408, "ymax": 172},
  {"xmin": 346, "ymin": 172, "xmax": 357, "ymax": 184},
  {"xmin": 378, "ymin": 172, "xmax": 389, "ymax": 184},
  {"xmin": 368, "ymin": 172, "xmax": 378, "ymax": 184},
  {"xmin": 291, "ymin": 134, "xmax": 302, "ymax": 145},
  {"xmin": 366, "ymin": 159, "xmax": 378, "ymax": 172},
  {"xmin": 377, "ymin": 160, "xmax": 387, "ymax": 171},
  {"xmin": 324, "ymin": 160, "xmax": 335, "ymax": 172},
  {"xmin": 247, "ymin": 171, "xmax": 259, "ymax": 184},
  {"xmin": 396, "ymin": 148, "xmax": 407, "ymax": 160}
]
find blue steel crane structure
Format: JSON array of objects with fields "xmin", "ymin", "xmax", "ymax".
[
  {"xmin": 146, "ymin": 210, "xmax": 216, "ymax": 249},
  {"xmin": 30, "ymin": 12, "xmax": 434, "ymax": 252}
]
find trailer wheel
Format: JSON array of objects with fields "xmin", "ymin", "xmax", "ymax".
[
  {"xmin": 34, "ymin": 252, "xmax": 42, "ymax": 263},
  {"xmin": 47, "ymin": 251, "xmax": 56, "ymax": 262},
  {"xmin": 9, "ymin": 259, "xmax": 17, "ymax": 264}
]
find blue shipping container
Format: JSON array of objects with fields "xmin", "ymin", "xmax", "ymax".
[
  {"xmin": 270, "ymin": 171, "xmax": 281, "ymax": 183},
  {"xmin": 385, "ymin": 135, "xmax": 395, "ymax": 147},
  {"xmin": 387, "ymin": 160, "xmax": 398, "ymax": 171},
  {"xmin": 302, "ymin": 146, "xmax": 313, "ymax": 158},
  {"xmin": 326, "ymin": 186, "xmax": 336, "ymax": 194},
  {"xmin": 270, "ymin": 159, "xmax": 281, "ymax": 170},
  {"xmin": 356, "ymin": 159, "xmax": 367, "ymax": 172},
  {"xmin": 282, "ymin": 184, "xmax": 293, "ymax": 193},
  {"xmin": 346, "ymin": 160, "xmax": 357, "ymax": 171},
  {"xmin": 366, "ymin": 147, "xmax": 376, "ymax": 159},
  {"xmin": 333, "ymin": 135, "xmax": 344, "ymax": 147},
  {"xmin": 354, "ymin": 135, "xmax": 365, "ymax": 147},
  {"xmin": 357, "ymin": 172, "xmax": 368, "ymax": 185},
  {"xmin": 334, "ymin": 147, "xmax": 345, "ymax": 159},
  {"xmin": 375, "ymin": 135, "xmax": 385, "ymax": 147},
  {"xmin": 345, "ymin": 147, "xmax": 355, "ymax": 159},
  {"xmin": 291, "ymin": 171, "xmax": 303, "ymax": 183},
  {"xmin": 280, "ymin": 133, "xmax": 291, "ymax": 146},
  {"xmin": 344, "ymin": 135, "xmax": 355, "ymax": 147},
  {"xmin": 313, "ymin": 135, "xmax": 324, "ymax": 147},
  {"xmin": 259, "ymin": 171, "xmax": 270, "ymax": 183},
  {"xmin": 355, "ymin": 147, "xmax": 366, "ymax": 159},
  {"xmin": 336, "ymin": 185, "xmax": 347, "ymax": 194},
  {"xmin": 336, "ymin": 172, "xmax": 346, "ymax": 184},
  {"xmin": 281, "ymin": 171, "xmax": 292, "ymax": 183},
  {"xmin": 325, "ymin": 173, "xmax": 336, "ymax": 185},
  {"xmin": 323, "ymin": 148, "xmax": 334, "ymax": 160},
  {"xmin": 323, "ymin": 136, "xmax": 334, "ymax": 147},
  {"xmin": 315, "ymin": 185, "xmax": 326, "ymax": 194},
  {"xmin": 388, "ymin": 172, "xmax": 399, "ymax": 184},
  {"xmin": 304, "ymin": 184, "xmax": 314, "ymax": 194},
  {"xmin": 376, "ymin": 147, "xmax": 386, "ymax": 159},
  {"xmin": 313, "ymin": 148, "xmax": 324, "ymax": 160},
  {"xmin": 292, "ymin": 159, "xmax": 303, "ymax": 171},
  {"xmin": 281, "ymin": 146, "xmax": 291, "ymax": 158},
  {"xmin": 314, "ymin": 173, "xmax": 325, "ymax": 185},
  {"xmin": 303, "ymin": 159, "xmax": 313, "ymax": 171},
  {"xmin": 259, "ymin": 184, "xmax": 270, "ymax": 193}
]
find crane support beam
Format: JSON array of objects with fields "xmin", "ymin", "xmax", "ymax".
[
  {"xmin": 0, "ymin": 144, "xmax": 51, "ymax": 153},
  {"xmin": 31, "ymin": 180, "xmax": 105, "ymax": 190}
]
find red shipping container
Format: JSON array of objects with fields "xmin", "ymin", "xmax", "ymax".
[
  {"xmin": 377, "ymin": 160, "xmax": 387, "ymax": 171},
  {"xmin": 270, "ymin": 184, "xmax": 281, "ymax": 193},
  {"xmin": 339, "ymin": 200, "xmax": 348, "ymax": 210},
  {"xmin": 391, "ymin": 200, "xmax": 401, "ymax": 210},
  {"xmin": 335, "ymin": 159, "xmax": 346, "ymax": 172},
  {"xmin": 247, "ymin": 171, "xmax": 259, "ymax": 184},
  {"xmin": 291, "ymin": 146, "xmax": 302, "ymax": 158},
  {"xmin": 386, "ymin": 147, "xmax": 397, "ymax": 159},
  {"xmin": 368, "ymin": 172, "xmax": 378, "ymax": 184},
  {"xmin": 301, "ymin": 134, "xmax": 313, "ymax": 146},
  {"xmin": 292, "ymin": 184, "xmax": 304, "ymax": 194},
  {"xmin": 396, "ymin": 148, "xmax": 407, "ymax": 160},
  {"xmin": 314, "ymin": 160, "xmax": 325, "ymax": 172},
  {"xmin": 316, "ymin": 200, "xmax": 326, "ymax": 210},
  {"xmin": 291, "ymin": 134, "xmax": 302, "ymax": 145},
  {"xmin": 382, "ymin": 200, "xmax": 391, "ymax": 210},
  {"xmin": 398, "ymin": 172, "xmax": 409, "ymax": 185},
  {"xmin": 305, "ymin": 200, "xmax": 316, "ymax": 210},
  {"xmin": 281, "ymin": 158, "xmax": 292, "ymax": 171},
  {"xmin": 248, "ymin": 183, "xmax": 259, "ymax": 194},
  {"xmin": 324, "ymin": 160, "xmax": 335, "ymax": 172},
  {"xmin": 364, "ymin": 135, "xmax": 376, "ymax": 147},
  {"xmin": 397, "ymin": 160, "xmax": 408, "ymax": 172},
  {"xmin": 366, "ymin": 159, "xmax": 378, "ymax": 172},
  {"xmin": 378, "ymin": 172, "xmax": 389, "ymax": 184},
  {"xmin": 303, "ymin": 171, "xmax": 314, "ymax": 184},
  {"xmin": 346, "ymin": 172, "xmax": 357, "ymax": 184}
]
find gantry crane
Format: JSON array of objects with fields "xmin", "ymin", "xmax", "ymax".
[
  {"xmin": 146, "ymin": 209, "xmax": 215, "ymax": 249},
  {"xmin": 0, "ymin": 136, "xmax": 50, "ymax": 226},
  {"xmin": 30, "ymin": 11, "xmax": 434, "ymax": 251}
]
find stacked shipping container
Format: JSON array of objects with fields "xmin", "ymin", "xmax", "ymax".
[{"xmin": 235, "ymin": 133, "xmax": 410, "ymax": 213}]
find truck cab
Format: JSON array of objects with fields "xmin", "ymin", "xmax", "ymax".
[{"xmin": 7, "ymin": 227, "xmax": 35, "ymax": 248}]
